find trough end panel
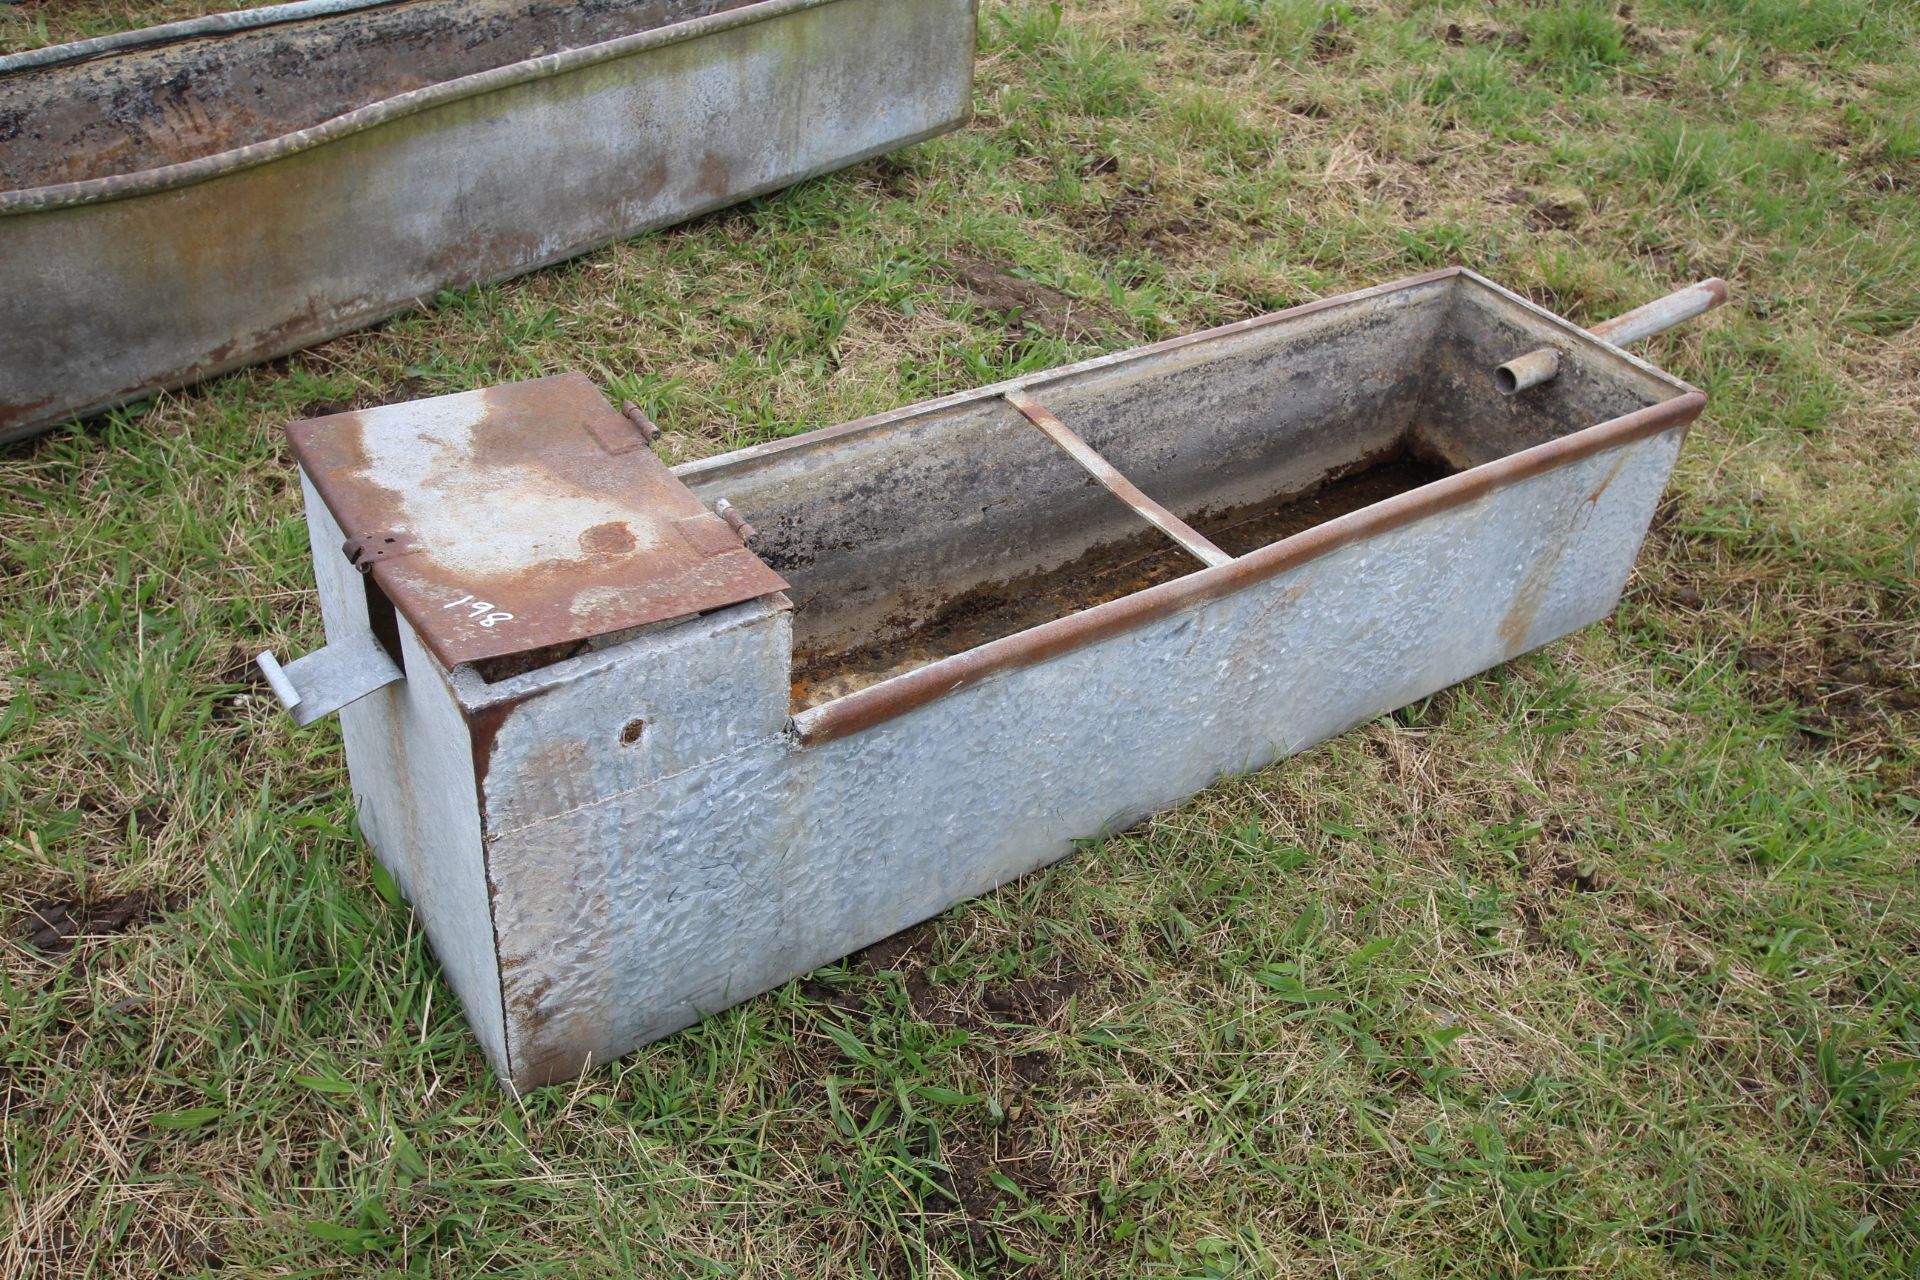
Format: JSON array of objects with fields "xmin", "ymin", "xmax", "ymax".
[{"xmin": 466, "ymin": 597, "xmax": 794, "ymax": 1088}]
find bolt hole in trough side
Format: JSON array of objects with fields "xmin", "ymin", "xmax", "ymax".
[
  {"xmin": 673, "ymin": 272, "xmax": 1694, "ymax": 719},
  {"xmin": 620, "ymin": 718, "xmax": 646, "ymax": 746}
]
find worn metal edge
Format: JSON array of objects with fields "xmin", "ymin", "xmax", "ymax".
[
  {"xmin": 792, "ymin": 389, "xmax": 1709, "ymax": 747},
  {"xmin": 0, "ymin": 0, "xmax": 414, "ymax": 71},
  {"xmin": 0, "ymin": 0, "xmax": 861, "ymax": 213}
]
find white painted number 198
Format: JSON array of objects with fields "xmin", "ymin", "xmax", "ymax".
[{"xmin": 443, "ymin": 594, "xmax": 515, "ymax": 628}]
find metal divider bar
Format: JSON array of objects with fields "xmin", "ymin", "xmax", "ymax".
[{"xmin": 1003, "ymin": 388, "xmax": 1234, "ymax": 570}]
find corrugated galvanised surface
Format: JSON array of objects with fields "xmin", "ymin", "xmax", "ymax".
[
  {"xmin": 287, "ymin": 373, "xmax": 788, "ymax": 669},
  {"xmin": 0, "ymin": 0, "xmax": 978, "ymax": 442}
]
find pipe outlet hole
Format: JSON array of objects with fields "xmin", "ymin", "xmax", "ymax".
[{"xmin": 620, "ymin": 718, "xmax": 646, "ymax": 747}]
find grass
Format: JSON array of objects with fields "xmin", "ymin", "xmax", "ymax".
[{"xmin": 2, "ymin": 0, "xmax": 1917, "ymax": 1275}]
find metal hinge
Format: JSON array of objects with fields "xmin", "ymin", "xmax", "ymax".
[
  {"xmin": 342, "ymin": 529, "xmax": 420, "ymax": 572},
  {"xmin": 714, "ymin": 499, "xmax": 757, "ymax": 546},
  {"xmin": 583, "ymin": 400, "xmax": 662, "ymax": 455}
]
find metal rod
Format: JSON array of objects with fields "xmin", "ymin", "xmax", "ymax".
[
  {"xmin": 1495, "ymin": 278, "xmax": 1728, "ymax": 396},
  {"xmin": 256, "ymin": 650, "xmax": 303, "ymax": 713},
  {"xmin": 1003, "ymin": 389, "xmax": 1234, "ymax": 570}
]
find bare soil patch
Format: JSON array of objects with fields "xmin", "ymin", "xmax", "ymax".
[
  {"xmin": 1740, "ymin": 630, "xmax": 1920, "ymax": 750},
  {"xmin": 936, "ymin": 254, "xmax": 1123, "ymax": 342},
  {"xmin": 17, "ymin": 887, "xmax": 169, "ymax": 958}
]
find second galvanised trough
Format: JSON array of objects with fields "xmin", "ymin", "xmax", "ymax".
[
  {"xmin": 259, "ymin": 268, "xmax": 1725, "ymax": 1088},
  {"xmin": 0, "ymin": 0, "xmax": 978, "ymax": 441}
]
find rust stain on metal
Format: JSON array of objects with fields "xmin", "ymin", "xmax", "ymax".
[
  {"xmin": 579, "ymin": 522, "xmax": 639, "ymax": 557},
  {"xmin": 466, "ymin": 680, "xmax": 549, "ymax": 820},
  {"xmin": 1497, "ymin": 533, "xmax": 1567, "ymax": 654},
  {"xmin": 1583, "ymin": 449, "xmax": 1632, "ymax": 507},
  {"xmin": 584, "ymin": 404, "xmax": 647, "ymax": 456},
  {"xmin": 1500, "ymin": 448, "xmax": 1634, "ymax": 651},
  {"xmin": 289, "ymin": 372, "xmax": 788, "ymax": 670},
  {"xmin": 694, "ymin": 150, "xmax": 736, "ymax": 200},
  {"xmin": 676, "ymin": 511, "xmax": 749, "ymax": 556}
]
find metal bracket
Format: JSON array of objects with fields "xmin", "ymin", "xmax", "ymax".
[
  {"xmin": 257, "ymin": 633, "xmax": 405, "ymax": 727},
  {"xmin": 342, "ymin": 529, "xmax": 420, "ymax": 572},
  {"xmin": 1003, "ymin": 388, "xmax": 1232, "ymax": 569}
]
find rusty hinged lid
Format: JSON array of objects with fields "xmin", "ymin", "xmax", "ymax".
[{"xmin": 287, "ymin": 373, "xmax": 789, "ymax": 669}]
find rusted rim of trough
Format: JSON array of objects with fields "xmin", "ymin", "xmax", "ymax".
[
  {"xmin": 0, "ymin": 0, "xmax": 851, "ymax": 214},
  {"xmin": 793, "ymin": 388, "xmax": 1705, "ymax": 746},
  {"xmin": 780, "ymin": 267, "xmax": 1709, "ymax": 746}
]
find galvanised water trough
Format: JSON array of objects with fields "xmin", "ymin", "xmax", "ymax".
[
  {"xmin": 259, "ymin": 268, "xmax": 1725, "ymax": 1088},
  {"xmin": 0, "ymin": 0, "xmax": 977, "ymax": 442}
]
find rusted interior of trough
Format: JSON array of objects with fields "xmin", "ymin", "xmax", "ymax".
[
  {"xmin": 673, "ymin": 273, "xmax": 1683, "ymax": 715},
  {"xmin": 784, "ymin": 457, "xmax": 1456, "ymax": 709},
  {"xmin": 0, "ymin": 0, "xmax": 760, "ymax": 190}
]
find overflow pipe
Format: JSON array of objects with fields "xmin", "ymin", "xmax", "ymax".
[{"xmin": 1495, "ymin": 278, "xmax": 1727, "ymax": 396}]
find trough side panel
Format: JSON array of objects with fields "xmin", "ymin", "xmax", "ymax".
[
  {"xmin": 684, "ymin": 279, "xmax": 1455, "ymax": 659},
  {"xmin": 301, "ymin": 475, "xmax": 509, "ymax": 1077},
  {"xmin": 0, "ymin": 0, "xmax": 977, "ymax": 441},
  {"xmin": 466, "ymin": 430, "xmax": 1682, "ymax": 1085},
  {"xmin": 0, "ymin": 1, "xmax": 768, "ymax": 190}
]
